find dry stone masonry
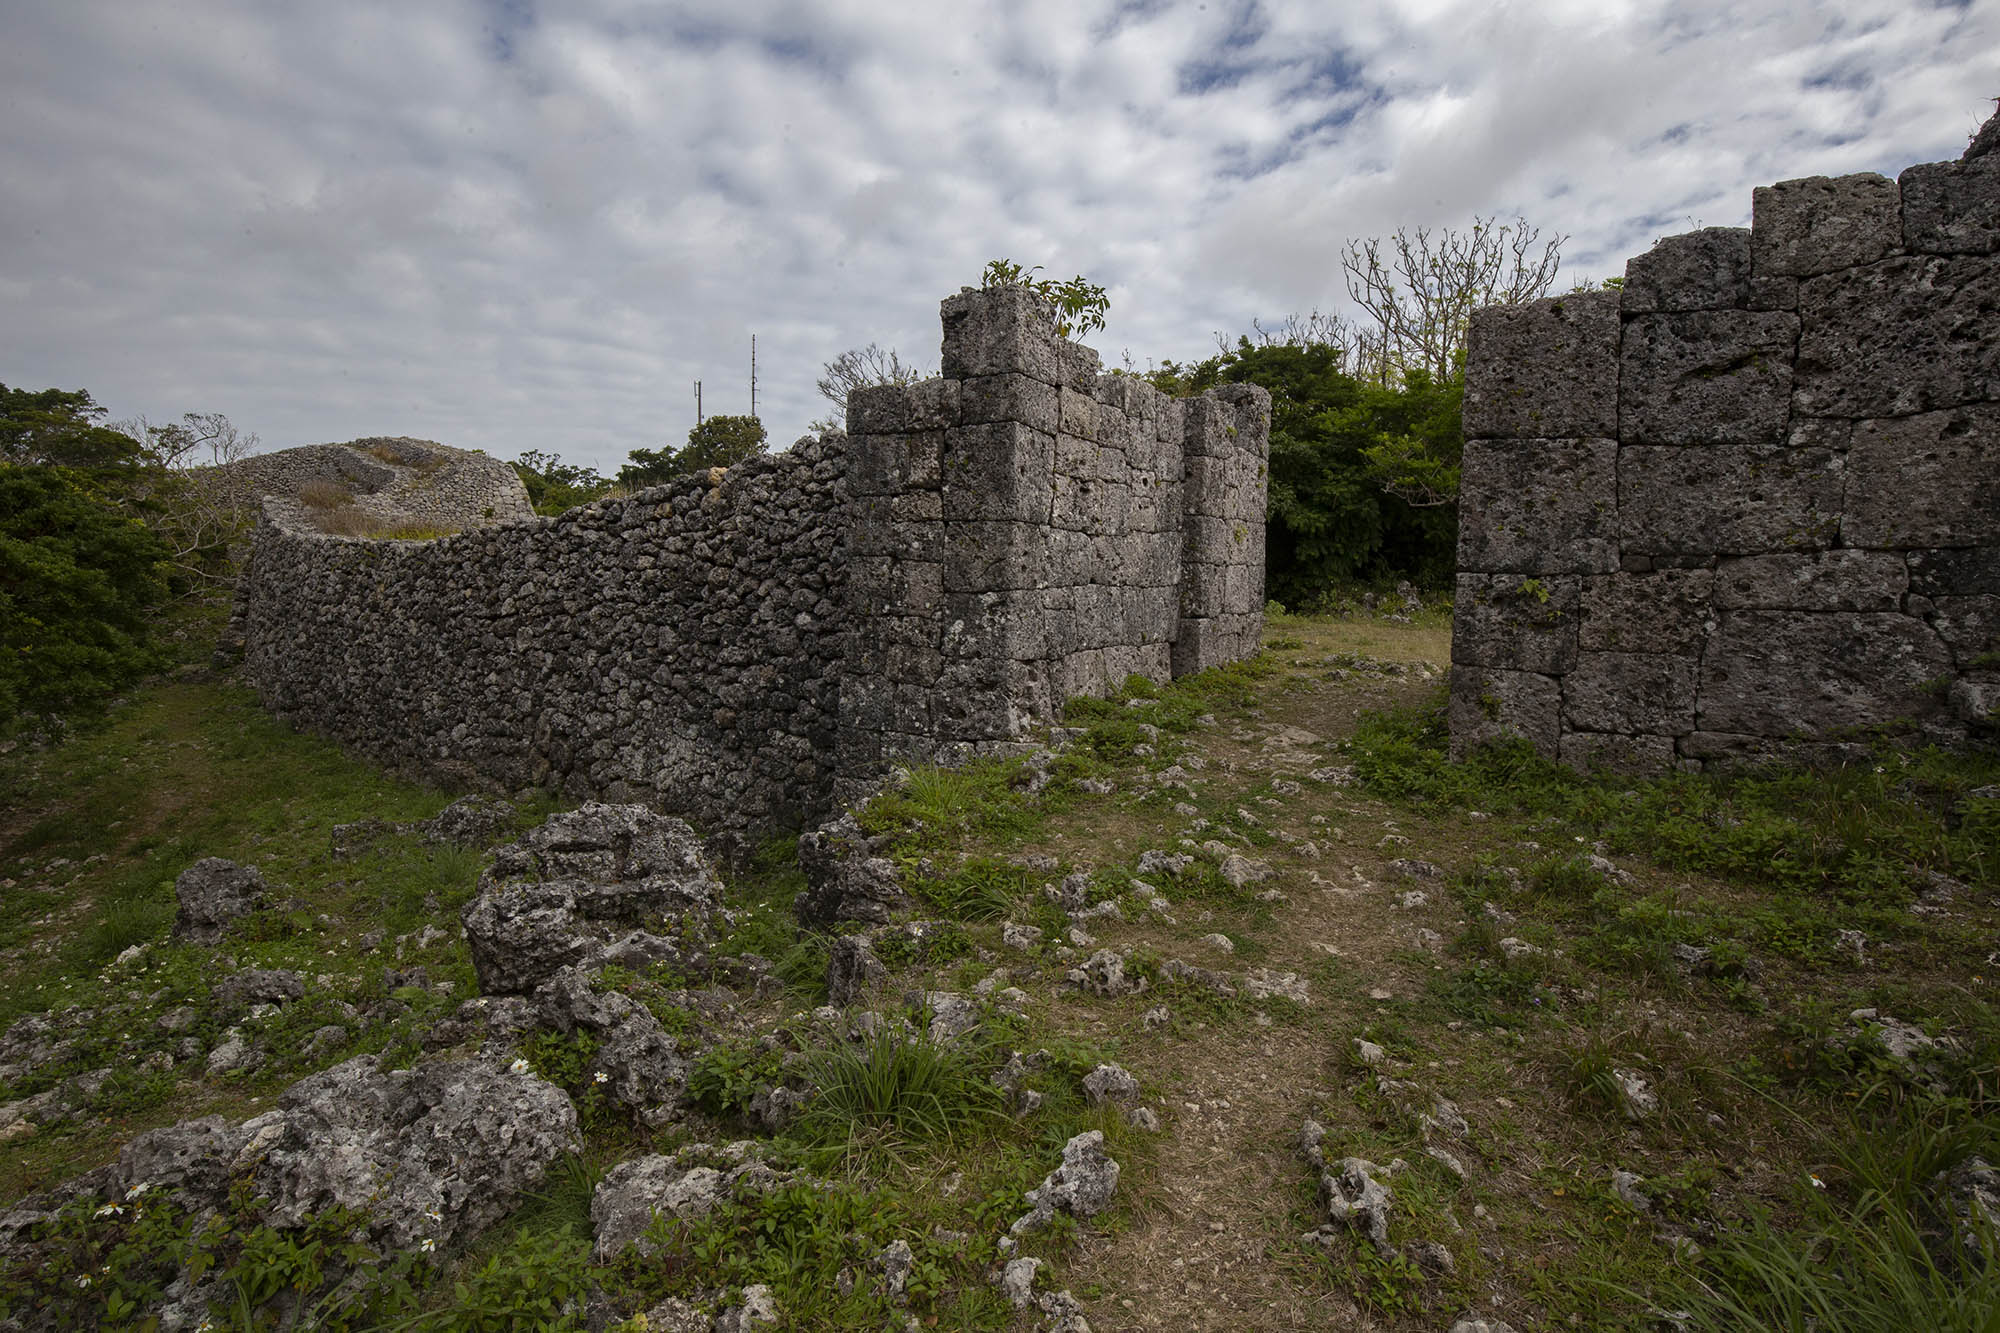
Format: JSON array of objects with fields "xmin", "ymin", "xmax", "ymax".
[
  {"xmin": 1452, "ymin": 111, "xmax": 1999, "ymax": 772},
  {"xmin": 223, "ymin": 436, "xmax": 536, "ymax": 531},
  {"xmin": 235, "ymin": 287, "xmax": 1270, "ymax": 841}
]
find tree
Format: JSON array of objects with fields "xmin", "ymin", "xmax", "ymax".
[
  {"xmin": 0, "ymin": 463, "xmax": 170, "ymax": 734},
  {"xmin": 981, "ymin": 260, "xmax": 1111, "ymax": 339},
  {"xmin": 512, "ymin": 450, "xmax": 613, "ymax": 515},
  {"xmin": 0, "ymin": 383, "xmax": 148, "ymax": 476},
  {"xmin": 810, "ymin": 344, "xmax": 929, "ymax": 434},
  {"xmin": 676, "ymin": 415, "xmax": 767, "ymax": 473},
  {"xmin": 1340, "ymin": 216, "xmax": 1565, "ymax": 386},
  {"xmin": 118, "ymin": 411, "xmax": 260, "ymax": 593}
]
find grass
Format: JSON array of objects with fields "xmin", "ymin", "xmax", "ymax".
[{"xmin": 5, "ymin": 596, "xmax": 1999, "ymax": 1330}]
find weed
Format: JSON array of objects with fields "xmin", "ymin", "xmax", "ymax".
[
  {"xmin": 687, "ymin": 1039, "xmax": 783, "ymax": 1121},
  {"xmin": 793, "ymin": 1023, "xmax": 1005, "ymax": 1161}
]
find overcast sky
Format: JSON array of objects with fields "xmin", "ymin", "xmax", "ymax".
[{"xmin": 2, "ymin": 0, "xmax": 1993, "ymax": 474}]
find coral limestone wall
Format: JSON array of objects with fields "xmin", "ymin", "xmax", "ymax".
[
  {"xmin": 1451, "ymin": 113, "xmax": 1999, "ymax": 772},
  {"xmin": 236, "ymin": 287, "xmax": 1270, "ymax": 839}
]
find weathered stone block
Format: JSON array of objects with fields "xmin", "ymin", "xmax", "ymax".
[
  {"xmin": 941, "ymin": 287, "xmax": 1060, "ymax": 383},
  {"xmin": 1900, "ymin": 155, "xmax": 2000, "ymax": 255},
  {"xmin": 1713, "ymin": 551, "xmax": 1908, "ymax": 612},
  {"xmin": 1558, "ymin": 732, "xmax": 1677, "ymax": 776},
  {"xmin": 1580, "ymin": 570, "xmax": 1714, "ymax": 653},
  {"xmin": 941, "ymin": 591, "xmax": 1046, "ymax": 661},
  {"xmin": 1448, "ymin": 665, "xmax": 1560, "ymax": 760},
  {"xmin": 941, "ymin": 422, "xmax": 1054, "ymax": 524},
  {"xmin": 1621, "ymin": 227, "xmax": 1752, "ymax": 312},
  {"xmin": 1562, "ymin": 651, "xmax": 1697, "ymax": 734},
  {"xmin": 1456, "ymin": 438, "xmax": 1618, "ymax": 574},
  {"xmin": 1618, "ymin": 440, "xmax": 1843, "ymax": 555},
  {"xmin": 1696, "ymin": 611, "xmax": 1954, "ymax": 734},
  {"xmin": 1844, "ymin": 406, "xmax": 2000, "ymax": 548},
  {"xmin": 1170, "ymin": 612, "xmax": 1262, "ymax": 677},
  {"xmin": 1095, "ymin": 374, "xmax": 1163, "ymax": 422},
  {"xmin": 1931, "ymin": 596, "xmax": 2000, "ymax": 664},
  {"xmin": 846, "ymin": 380, "xmax": 957, "ymax": 434},
  {"xmin": 847, "ymin": 492, "xmax": 941, "ymax": 557},
  {"xmin": 1452, "ymin": 573, "xmax": 1581, "ymax": 673},
  {"xmin": 960, "ymin": 374, "xmax": 1058, "ymax": 434},
  {"xmin": 941, "ymin": 521, "xmax": 1044, "ymax": 592},
  {"xmin": 1794, "ymin": 256, "xmax": 2000, "ymax": 417},
  {"xmin": 1059, "ymin": 387, "xmax": 1099, "ymax": 441},
  {"xmin": 1751, "ymin": 173, "xmax": 1901, "ymax": 278},
  {"xmin": 1184, "ymin": 514, "xmax": 1257, "ymax": 563},
  {"xmin": 1462, "ymin": 291, "xmax": 1621, "ymax": 440},
  {"xmin": 1907, "ymin": 546, "xmax": 2000, "ymax": 597},
  {"xmin": 848, "ymin": 431, "xmax": 944, "ymax": 497},
  {"xmin": 1182, "ymin": 396, "xmax": 1234, "ymax": 459},
  {"xmin": 1618, "ymin": 311, "xmax": 1798, "ymax": 446},
  {"xmin": 1058, "ymin": 340, "xmax": 1101, "ymax": 395}
]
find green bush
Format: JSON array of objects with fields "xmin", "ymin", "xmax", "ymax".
[{"xmin": 0, "ymin": 462, "xmax": 170, "ymax": 733}]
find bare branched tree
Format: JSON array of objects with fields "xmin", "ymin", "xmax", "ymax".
[
  {"xmin": 1340, "ymin": 216, "xmax": 1566, "ymax": 385},
  {"xmin": 117, "ymin": 411, "xmax": 261, "ymax": 593},
  {"xmin": 811, "ymin": 343, "xmax": 932, "ymax": 433}
]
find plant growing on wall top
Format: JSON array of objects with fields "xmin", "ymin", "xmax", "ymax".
[{"xmin": 981, "ymin": 259, "xmax": 1110, "ymax": 340}]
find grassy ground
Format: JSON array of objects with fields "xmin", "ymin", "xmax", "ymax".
[{"xmin": 2, "ymin": 600, "xmax": 1995, "ymax": 1330}]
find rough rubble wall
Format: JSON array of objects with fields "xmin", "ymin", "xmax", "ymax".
[
  {"xmin": 237, "ymin": 288, "xmax": 1271, "ymax": 838},
  {"xmin": 1452, "ymin": 117, "xmax": 1999, "ymax": 772},
  {"xmin": 222, "ymin": 437, "xmax": 537, "ymax": 529},
  {"xmin": 836, "ymin": 285, "xmax": 1270, "ymax": 776},
  {"xmin": 241, "ymin": 438, "xmax": 850, "ymax": 837}
]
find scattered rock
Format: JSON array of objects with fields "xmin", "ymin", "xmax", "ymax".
[
  {"xmin": 1066, "ymin": 949, "xmax": 1142, "ymax": 998},
  {"xmin": 421, "ymin": 795, "xmax": 517, "ymax": 848},
  {"xmin": 715, "ymin": 1283, "xmax": 781, "ymax": 1332},
  {"xmin": 1449, "ymin": 1318, "xmax": 1522, "ymax": 1333},
  {"xmin": 1008, "ymin": 1131, "xmax": 1121, "ymax": 1237},
  {"xmin": 1136, "ymin": 850, "xmax": 1192, "ymax": 878},
  {"xmin": 998, "ymin": 1256, "xmax": 1043, "ymax": 1309},
  {"xmin": 1388, "ymin": 858, "xmax": 1443, "ymax": 882},
  {"xmin": 1612, "ymin": 1067, "xmax": 1658, "ymax": 1120},
  {"xmin": 796, "ymin": 812, "xmax": 909, "ymax": 926},
  {"xmin": 172, "ymin": 858, "xmax": 268, "ymax": 943},
  {"xmin": 877, "ymin": 1238, "xmax": 915, "ymax": 1299},
  {"xmin": 1309, "ymin": 1155, "xmax": 1396, "ymax": 1257},
  {"xmin": 1081, "ymin": 1064, "xmax": 1140, "ymax": 1108},
  {"xmin": 1002, "ymin": 922, "xmax": 1044, "ymax": 952},
  {"xmin": 215, "ymin": 969, "xmax": 306, "ymax": 1012},
  {"xmin": 1496, "ymin": 937, "xmax": 1542, "ymax": 960},
  {"xmin": 1217, "ymin": 854, "xmax": 1273, "ymax": 888},
  {"xmin": 826, "ymin": 934, "xmax": 888, "ymax": 1007},
  {"xmin": 460, "ymin": 803, "xmax": 724, "ymax": 995},
  {"xmin": 1423, "ymin": 1097, "xmax": 1471, "ymax": 1141},
  {"xmin": 1353, "ymin": 1038, "xmax": 1387, "ymax": 1066},
  {"xmin": 1611, "ymin": 1169, "xmax": 1651, "ymax": 1213},
  {"xmin": 1409, "ymin": 1238, "xmax": 1455, "ymax": 1276},
  {"xmin": 1199, "ymin": 932, "xmax": 1235, "ymax": 954},
  {"xmin": 1240, "ymin": 969, "xmax": 1309, "ymax": 1003}
]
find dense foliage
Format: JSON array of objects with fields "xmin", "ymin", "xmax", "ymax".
[
  {"xmin": 0, "ymin": 462, "xmax": 169, "ymax": 732},
  {"xmin": 621, "ymin": 414, "xmax": 769, "ymax": 489},
  {"xmin": 510, "ymin": 450, "xmax": 614, "ymax": 516},
  {"xmin": 1143, "ymin": 341, "xmax": 1461, "ymax": 604}
]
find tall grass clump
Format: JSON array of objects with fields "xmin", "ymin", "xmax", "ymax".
[{"xmin": 794, "ymin": 1022, "xmax": 1004, "ymax": 1162}]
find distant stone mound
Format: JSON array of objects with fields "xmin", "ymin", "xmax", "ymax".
[{"xmin": 222, "ymin": 436, "xmax": 534, "ymax": 538}]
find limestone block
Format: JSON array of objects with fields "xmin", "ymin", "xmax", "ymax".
[
  {"xmin": 1462, "ymin": 291, "xmax": 1620, "ymax": 440},
  {"xmin": 847, "ymin": 381, "xmax": 958, "ymax": 434},
  {"xmin": 1696, "ymin": 611, "xmax": 1954, "ymax": 734},
  {"xmin": 1452, "ymin": 574, "xmax": 1581, "ymax": 674},
  {"xmin": 941, "ymin": 422, "xmax": 1054, "ymax": 524},
  {"xmin": 1050, "ymin": 474, "xmax": 1101, "ymax": 533},
  {"xmin": 1182, "ymin": 396, "xmax": 1236, "ymax": 459},
  {"xmin": 847, "ymin": 493, "xmax": 941, "ymax": 557},
  {"xmin": 960, "ymin": 374, "xmax": 1058, "ymax": 434},
  {"xmin": 1794, "ymin": 256, "xmax": 2000, "ymax": 417},
  {"xmin": 1751, "ymin": 173, "xmax": 1901, "ymax": 278},
  {"xmin": 1676, "ymin": 730, "xmax": 1873, "ymax": 770},
  {"xmin": 1907, "ymin": 546, "xmax": 2000, "ymax": 598},
  {"xmin": 1456, "ymin": 438, "xmax": 1618, "ymax": 574},
  {"xmin": 1104, "ymin": 641, "xmax": 1172, "ymax": 685},
  {"xmin": 1562, "ymin": 651, "xmax": 1697, "ymax": 734},
  {"xmin": 1058, "ymin": 340, "xmax": 1102, "ymax": 395},
  {"xmin": 1621, "ymin": 227, "xmax": 1751, "ymax": 312},
  {"xmin": 1172, "ymin": 613, "xmax": 1260, "ymax": 676},
  {"xmin": 1970, "ymin": 107, "xmax": 2000, "ymax": 161},
  {"xmin": 1580, "ymin": 570, "xmax": 1715, "ymax": 653},
  {"xmin": 1447, "ymin": 665, "xmax": 1560, "ymax": 759},
  {"xmin": 1558, "ymin": 732, "xmax": 1677, "ymax": 776},
  {"xmin": 1048, "ymin": 651, "xmax": 1105, "ymax": 703},
  {"xmin": 1844, "ymin": 407, "xmax": 2000, "ymax": 548},
  {"xmin": 1900, "ymin": 155, "xmax": 2000, "ymax": 255},
  {"xmin": 1213, "ymin": 382, "xmax": 1273, "ymax": 459},
  {"xmin": 1618, "ymin": 440, "xmax": 1843, "ymax": 555},
  {"xmin": 1095, "ymin": 374, "xmax": 1163, "ymax": 422},
  {"xmin": 1054, "ymin": 431, "xmax": 1097, "ymax": 482},
  {"xmin": 849, "ymin": 431, "xmax": 944, "ymax": 497},
  {"xmin": 1713, "ymin": 551, "xmax": 1908, "ymax": 612},
  {"xmin": 1619, "ymin": 311, "xmax": 1798, "ymax": 447},
  {"xmin": 1185, "ymin": 515, "xmax": 1257, "ymax": 563},
  {"xmin": 1931, "ymin": 596, "xmax": 2000, "ymax": 663},
  {"xmin": 1060, "ymin": 387, "xmax": 1100, "ymax": 441},
  {"xmin": 941, "ymin": 287, "xmax": 1059, "ymax": 383},
  {"xmin": 941, "ymin": 521, "xmax": 1044, "ymax": 593}
]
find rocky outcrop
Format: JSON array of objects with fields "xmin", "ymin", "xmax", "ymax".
[{"xmin": 171, "ymin": 858, "xmax": 268, "ymax": 943}]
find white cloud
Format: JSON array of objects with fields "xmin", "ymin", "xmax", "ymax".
[{"xmin": 1, "ymin": 0, "xmax": 1994, "ymax": 472}]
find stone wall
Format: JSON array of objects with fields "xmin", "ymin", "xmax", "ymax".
[
  {"xmin": 236, "ymin": 287, "xmax": 1270, "ymax": 839},
  {"xmin": 1452, "ymin": 112, "xmax": 1999, "ymax": 771},
  {"xmin": 221, "ymin": 437, "xmax": 536, "ymax": 531},
  {"xmin": 838, "ymin": 286, "xmax": 1270, "ymax": 776}
]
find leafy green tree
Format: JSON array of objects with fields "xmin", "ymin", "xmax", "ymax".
[
  {"xmin": 674, "ymin": 414, "xmax": 768, "ymax": 474},
  {"xmin": 0, "ymin": 463, "xmax": 170, "ymax": 733},
  {"xmin": 0, "ymin": 384, "xmax": 148, "ymax": 476},
  {"xmin": 511, "ymin": 450, "xmax": 613, "ymax": 515}
]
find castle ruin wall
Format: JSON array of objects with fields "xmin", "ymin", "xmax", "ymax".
[{"xmin": 1451, "ymin": 114, "xmax": 1999, "ymax": 771}]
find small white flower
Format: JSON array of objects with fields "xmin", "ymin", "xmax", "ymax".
[
  {"xmin": 425, "ymin": 1209, "xmax": 443, "ymax": 1223},
  {"xmin": 94, "ymin": 1204, "xmax": 124, "ymax": 1219},
  {"xmin": 420, "ymin": 1237, "xmax": 437, "ymax": 1253},
  {"xmin": 75, "ymin": 1275, "xmax": 92, "ymax": 1289},
  {"xmin": 593, "ymin": 1070, "xmax": 609, "ymax": 1084},
  {"xmin": 1810, "ymin": 1174, "xmax": 1826, "ymax": 1189},
  {"xmin": 508, "ymin": 1058, "xmax": 530, "ymax": 1075},
  {"xmin": 125, "ymin": 1183, "xmax": 151, "ymax": 1201}
]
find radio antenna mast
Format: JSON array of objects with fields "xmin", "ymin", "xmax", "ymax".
[
  {"xmin": 694, "ymin": 380, "xmax": 703, "ymax": 425},
  {"xmin": 749, "ymin": 335, "xmax": 758, "ymax": 420}
]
